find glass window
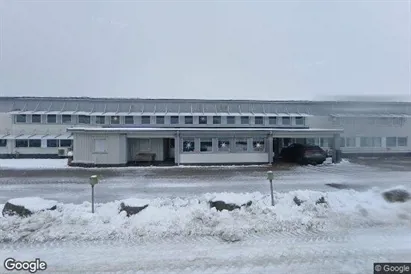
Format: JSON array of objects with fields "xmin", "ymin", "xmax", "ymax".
[
  {"xmin": 78, "ymin": 115, "xmax": 90, "ymax": 124},
  {"xmin": 217, "ymin": 139, "xmax": 230, "ymax": 152},
  {"xmin": 372, "ymin": 137, "xmax": 382, "ymax": 147},
  {"xmin": 200, "ymin": 138, "xmax": 213, "ymax": 152},
  {"xmin": 306, "ymin": 138, "xmax": 318, "ymax": 145},
  {"xmin": 94, "ymin": 139, "xmax": 106, "ymax": 153},
  {"xmin": 340, "ymin": 137, "xmax": 345, "ymax": 147},
  {"xmin": 29, "ymin": 139, "xmax": 41, "ymax": 148},
  {"xmin": 31, "ymin": 115, "xmax": 41, "ymax": 123},
  {"xmin": 125, "ymin": 116, "xmax": 134, "ymax": 124},
  {"xmin": 213, "ymin": 116, "xmax": 221, "ymax": 124},
  {"xmin": 295, "ymin": 117, "xmax": 305, "ymax": 125},
  {"xmin": 141, "ymin": 116, "xmax": 151, "ymax": 124},
  {"xmin": 184, "ymin": 116, "xmax": 193, "ymax": 124},
  {"xmin": 360, "ymin": 137, "xmax": 372, "ymax": 147},
  {"xmin": 96, "ymin": 116, "xmax": 105, "ymax": 124},
  {"xmin": 386, "ymin": 137, "xmax": 397, "ymax": 147},
  {"xmin": 110, "ymin": 116, "xmax": 120, "ymax": 124},
  {"xmin": 253, "ymin": 138, "xmax": 265, "ymax": 152},
  {"xmin": 170, "ymin": 116, "xmax": 179, "ymax": 124},
  {"xmin": 0, "ymin": 139, "xmax": 7, "ymax": 147},
  {"xmin": 156, "ymin": 116, "xmax": 165, "ymax": 124},
  {"xmin": 15, "ymin": 140, "xmax": 28, "ymax": 147},
  {"xmin": 62, "ymin": 115, "xmax": 72, "ymax": 124},
  {"xmin": 254, "ymin": 116, "xmax": 264, "ymax": 125},
  {"xmin": 16, "ymin": 115, "xmax": 27, "ymax": 123},
  {"xmin": 47, "ymin": 140, "xmax": 58, "ymax": 147},
  {"xmin": 60, "ymin": 140, "xmax": 72, "ymax": 147},
  {"xmin": 398, "ymin": 137, "xmax": 408, "ymax": 147},
  {"xmin": 47, "ymin": 115, "xmax": 57, "ymax": 123},
  {"xmin": 241, "ymin": 116, "xmax": 249, "ymax": 124},
  {"xmin": 182, "ymin": 139, "xmax": 195, "ymax": 152},
  {"xmin": 320, "ymin": 138, "xmax": 331, "ymax": 147},
  {"xmin": 282, "ymin": 117, "xmax": 291, "ymax": 125},
  {"xmin": 235, "ymin": 139, "xmax": 248, "ymax": 152},
  {"xmin": 227, "ymin": 116, "xmax": 235, "ymax": 124},
  {"xmin": 268, "ymin": 117, "xmax": 277, "ymax": 125},
  {"xmin": 346, "ymin": 137, "xmax": 356, "ymax": 147},
  {"xmin": 199, "ymin": 116, "xmax": 208, "ymax": 124}
]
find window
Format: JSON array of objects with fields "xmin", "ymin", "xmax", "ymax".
[
  {"xmin": 78, "ymin": 115, "xmax": 90, "ymax": 124},
  {"xmin": 213, "ymin": 116, "xmax": 221, "ymax": 124},
  {"xmin": 29, "ymin": 139, "xmax": 41, "ymax": 147},
  {"xmin": 253, "ymin": 138, "xmax": 265, "ymax": 152},
  {"xmin": 235, "ymin": 139, "xmax": 248, "ymax": 152},
  {"xmin": 295, "ymin": 117, "xmax": 305, "ymax": 125},
  {"xmin": 170, "ymin": 116, "xmax": 179, "ymax": 124},
  {"xmin": 141, "ymin": 116, "xmax": 151, "ymax": 124},
  {"xmin": 96, "ymin": 116, "xmax": 105, "ymax": 124},
  {"xmin": 125, "ymin": 116, "xmax": 134, "ymax": 124},
  {"xmin": 31, "ymin": 115, "xmax": 41, "ymax": 123},
  {"xmin": 254, "ymin": 116, "xmax": 263, "ymax": 125},
  {"xmin": 62, "ymin": 115, "xmax": 72, "ymax": 124},
  {"xmin": 200, "ymin": 138, "xmax": 213, "ymax": 152},
  {"xmin": 320, "ymin": 138, "xmax": 331, "ymax": 147},
  {"xmin": 268, "ymin": 117, "xmax": 277, "ymax": 125},
  {"xmin": 156, "ymin": 116, "xmax": 165, "ymax": 124},
  {"xmin": 340, "ymin": 137, "xmax": 346, "ymax": 147},
  {"xmin": 306, "ymin": 138, "xmax": 318, "ymax": 145},
  {"xmin": 241, "ymin": 116, "xmax": 249, "ymax": 124},
  {"xmin": 360, "ymin": 137, "xmax": 381, "ymax": 147},
  {"xmin": 47, "ymin": 115, "xmax": 57, "ymax": 123},
  {"xmin": 227, "ymin": 116, "xmax": 235, "ymax": 124},
  {"xmin": 398, "ymin": 137, "xmax": 408, "ymax": 147},
  {"xmin": 386, "ymin": 137, "xmax": 397, "ymax": 147},
  {"xmin": 0, "ymin": 139, "xmax": 6, "ymax": 147},
  {"xmin": 184, "ymin": 116, "xmax": 193, "ymax": 124},
  {"xmin": 47, "ymin": 140, "xmax": 58, "ymax": 147},
  {"xmin": 182, "ymin": 138, "xmax": 195, "ymax": 152},
  {"xmin": 199, "ymin": 116, "xmax": 208, "ymax": 124},
  {"xmin": 217, "ymin": 139, "xmax": 230, "ymax": 152},
  {"xmin": 59, "ymin": 140, "xmax": 72, "ymax": 147},
  {"xmin": 16, "ymin": 115, "xmax": 27, "ymax": 123},
  {"xmin": 110, "ymin": 116, "xmax": 120, "ymax": 124},
  {"xmin": 94, "ymin": 139, "xmax": 106, "ymax": 153},
  {"xmin": 282, "ymin": 117, "xmax": 291, "ymax": 125},
  {"xmin": 346, "ymin": 137, "xmax": 356, "ymax": 147},
  {"xmin": 15, "ymin": 140, "xmax": 28, "ymax": 147}
]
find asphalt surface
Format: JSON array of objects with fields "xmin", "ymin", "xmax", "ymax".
[{"xmin": 1, "ymin": 158, "xmax": 411, "ymax": 204}]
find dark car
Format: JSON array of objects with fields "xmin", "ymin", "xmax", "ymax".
[{"xmin": 280, "ymin": 143, "xmax": 327, "ymax": 165}]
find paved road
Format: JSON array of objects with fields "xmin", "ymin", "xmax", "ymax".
[
  {"xmin": 1, "ymin": 159, "xmax": 411, "ymax": 204},
  {"xmin": 1, "ymin": 226, "xmax": 410, "ymax": 274}
]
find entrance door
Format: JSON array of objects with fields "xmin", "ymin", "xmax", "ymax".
[{"xmin": 168, "ymin": 138, "xmax": 175, "ymax": 159}]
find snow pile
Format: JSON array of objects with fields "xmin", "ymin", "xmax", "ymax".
[
  {"xmin": 6, "ymin": 197, "xmax": 57, "ymax": 212},
  {"xmin": 1, "ymin": 188, "xmax": 410, "ymax": 243},
  {"xmin": 0, "ymin": 159, "xmax": 70, "ymax": 169}
]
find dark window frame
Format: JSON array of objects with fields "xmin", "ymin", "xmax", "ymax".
[
  {"xmin": 31, "ymin": 114, "xmax": 41, "ymax": 123},
  {"xmin": 47, "ymin": 114, "xmax": 57, "ymax": 123}
]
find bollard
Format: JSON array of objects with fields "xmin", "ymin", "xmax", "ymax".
[
  {"xmin": 267, "ymin": 171, "xmax": 274, "ymax": 206},
  {"xmin": 89, "ymin": 175, "xmax": 99, "ymax": 213}
]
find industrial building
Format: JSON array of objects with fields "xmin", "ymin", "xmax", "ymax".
[{"xmin": 0, "ymin": 97, "xmax": 410, "ymax": 166}]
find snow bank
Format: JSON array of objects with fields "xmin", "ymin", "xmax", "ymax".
[
  {"xmin": 0, "ymin": 159, "xmax": 69, "ymax": 169},
  {"xmin": 1, "ymin": 188, "xmax": 410, "ymax": 243},
  {"xmin": 7, "ymin": 197, "xmax": 57, "ymax": 212}
]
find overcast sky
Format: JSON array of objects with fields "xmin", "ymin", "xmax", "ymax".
[{"xmin": 0, "ymin": 0, "xmax": 409, "ymax": 100}]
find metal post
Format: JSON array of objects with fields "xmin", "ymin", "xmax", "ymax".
[
  {"xmin": 267, "ymin": 171, "xmax": 274, "ymax": 206},
  {"xmin": 91, "ymin": 185, "xmax": 95, "ymax": 213}
]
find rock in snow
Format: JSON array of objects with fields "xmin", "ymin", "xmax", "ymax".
[
  {"xmin": 2, "ymin": 197, "xmax": 57, "ymax": 217},
  {"xmin": 119, "ymin": 202, "xmax": 149, "ymax": 217},
  {"xmin": 293, "ymin": 196, "xmax": 304, "ymax": 206},
  {"xmin": 382, "ymin": 189, "xmax": 410, "ymax": 203},
  {"xmin": 209, "ymin": 200, "xmax": 252, "ymax": 212}
]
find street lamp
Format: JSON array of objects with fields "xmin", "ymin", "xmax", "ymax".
[
  {"xmin": 267, "ymin": 171, "xmax": 274, "ymax": 206},
  {"xmin": 89, "ymin": 175, "xmax": 99, "ymax": 213}
]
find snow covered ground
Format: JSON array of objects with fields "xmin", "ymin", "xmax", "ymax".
[{"xmin": 1, "ymin": 158, "xmax": 411, "ymax": 273}]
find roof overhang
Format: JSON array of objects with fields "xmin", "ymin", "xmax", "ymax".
[{"xmin": 67, "ymin": 127, "xmax": 343, "ymax": 138}]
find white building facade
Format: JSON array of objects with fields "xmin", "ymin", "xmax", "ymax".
[{"xmin": 0, "ymin": 97, "xmax": 410, "ymax": 166}]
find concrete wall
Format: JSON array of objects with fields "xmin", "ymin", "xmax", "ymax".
[
  {"xmin": 72, "ymin": 133, "xmax": 127, "ymax": 165},
  {"xmin": 127, "ymin": 138, "xmax": 165, "ymax": 161},
  {"xmin": 179, "ymin": 153, "xmax": 268, "ymax": 164}
]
